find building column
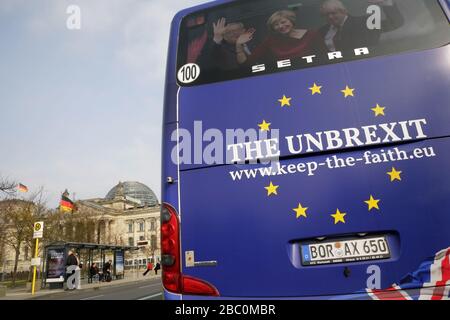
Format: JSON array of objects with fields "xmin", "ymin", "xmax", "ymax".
[
  {"xmin": 132, "ymin": 220, "xmax": 137, "ymax": 246},
  {"xmin": 108, "ymin": 220, "xmax": 115, "ymax": 244},
  {"xmin": 104, "ymin": 220, "xmax": 110, "ymax": 244},
  {"xmin": 105, "ymin": 220, "xmax": 109, "ymax": 244},
  {"xmin": 95, "ymin": 221, "xmax": 101, "ymax": 244},
  {"xmin": 99, "ymin": 220, "xmax": 106, "ymax": 244},
  {"xmin": 144, "ymin": 219, "xmax": 148, "ymax": 242}
]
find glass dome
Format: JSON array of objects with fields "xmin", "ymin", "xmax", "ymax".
[{"xmin": 105, "ymin": 181, "xmax": 159, "ymax": 207}]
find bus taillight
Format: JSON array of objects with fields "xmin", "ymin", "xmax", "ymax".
[
  {"xmin": 161, "ymin": 203, "xmax": 220, "ymax": 296},
  {"xmin": 182, "ymin": 275, "xmax": 220, "ymax": 296},
  {"xmin": 161, "ymin": 203, "xmax": 182, "ymax": 292}
]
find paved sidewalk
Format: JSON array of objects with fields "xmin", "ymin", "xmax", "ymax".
[{"xmin": 0, "ymin": 270, "xmax": 161, "ymax": 300}]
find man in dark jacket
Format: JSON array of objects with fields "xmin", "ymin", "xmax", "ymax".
[
  {"xmin": 103, "ymin": 260, "xmax": 112, "ymax": 282},
  {"xmin": 154, "ymin": 262, "xmax": 161, "ymax": 275},
  {"xmin": 319, "ymin": 0, "xmax": 404, "ymax": 52},
  {"xmin": 66, "ymin": 250, "xmax": 79, "ymax": 267},
  {"xmin": 89, "ymin": 263, "xmax": 99, "ymax": 282},
  {"xmin": 65, "ymin": 251, "xmax": 81, "ymax": 289}
]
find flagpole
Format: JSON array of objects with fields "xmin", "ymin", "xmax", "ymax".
[{"xmin": 60, "ymin": 190, "xmax": 64, "ymax": 213}]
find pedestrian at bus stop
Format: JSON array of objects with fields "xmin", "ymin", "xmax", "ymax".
[
  {"xmin": 66, "ymin": 250, "xmax": 78, "ymax": 267},
  {"xmin": 90, "ymin": 263, "xmax": 99, "ymax": 282},
  {"xmin": 154, "ymin": 262, "xmax": 161, "ymax": 275},
  {"xmin": 143, "ymin": 261, "xmax": 153, "ymax": 276},
  {"xmin": 66, "ymin": 250, "xmax": 81, "ymax": 290},
  {"xmin": 103, "ymin": 260, "xmax": 112, "ymax": 282}
]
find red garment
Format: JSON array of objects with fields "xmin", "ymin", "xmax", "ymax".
[
  {"xmin": 147, "ymin": 263, "xmax": 153, "ymax": 270},
  {"xmin": 248, "ymin": 30, "xmax": 325, "ymax": 64}
]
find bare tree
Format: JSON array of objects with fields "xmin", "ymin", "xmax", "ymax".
[
  {"xmin": 141, "ymin": 235, "xmax": 157, "ymax": 264},
  {"xmin": 0, "ymin": 209, "xmax": 8, "ymax": 267},
  {"xmin": 0, "ymin": 176, "xmax": 17, "ymax": 197},
  {"xmin": 0, "ymin": 199, "xmax": 35, "ymax": 286},
  {"xmin": 42, "ymin": 210, "xmax": 66, "ymax": 244},
  {"xmin": 0, "ymin": 188, "xmax": 50, "ymax": 285},
  {"xmin": 61, "ymin": 205, "xmax": 99, "ymax": 243}
]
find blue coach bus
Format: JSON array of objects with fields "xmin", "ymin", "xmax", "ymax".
[{"xmin": 161, "ymin": 0, "xmax": 450, "ymax": 300}]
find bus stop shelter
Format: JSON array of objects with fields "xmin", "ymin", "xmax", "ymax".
[{"xmin": 42, "ymin": 242, "xmax": 139, "ymax": 289}]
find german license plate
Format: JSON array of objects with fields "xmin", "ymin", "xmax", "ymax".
[{"xmin": 301, "ymin": 236, "xmax": 390, "ymax": 266}]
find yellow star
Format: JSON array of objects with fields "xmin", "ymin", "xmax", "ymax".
[
  {"xmin": 387, "ymin": 167, "xmax": 402, "ymax": 182},
  {"xmin": 293, "ymin": 203, "xmax": 308, "ymax": 219},
  {"xmin": 341, "ymin": 86, "xmax": 355, "ymax": 98},
  {"xmin": 331, "ymin": 209, "xmax": 346, "ymax": 224},
  {"xmin": 365, "ymin": 195, "xmax": 380, "ymax": 211},
  {"xmin": 371, "ymin": 104, "xmax": 386, "ymax": 117},
  {"xmin": 258, "ymin": 120, "xmax": 271, "ymax": 132},
  {"xmin": 278, "ymin": 95, "xmax": 292, "ymax": 107},
  {"xmin": 265, "ymin": 182, "xmax": 279, "ymax": 196},
  {"xmin": 309, "ymin": 83, "xmax": 322, "ymax": 95}
]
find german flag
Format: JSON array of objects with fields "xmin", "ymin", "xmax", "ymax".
[
  {"xmin": 60, "ymin": 193, "xmax": 74, "ymax": 212},
  {"xmin": 18, "ymin": 183, "xmax": 28, "ymax": 193}
]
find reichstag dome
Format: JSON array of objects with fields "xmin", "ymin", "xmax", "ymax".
[{"xmin": 105, "ymin": 181, "xmax": 159, "ymax": 207}]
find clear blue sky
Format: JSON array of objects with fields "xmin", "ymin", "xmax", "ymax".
[{"xmin": 0, "ymin": 0, "xmax": 205, "ymax": 207}]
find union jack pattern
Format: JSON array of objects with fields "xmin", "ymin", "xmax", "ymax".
[{"xmin": 366, "ymin": 247, "xmax": 450, "ymax": 300}]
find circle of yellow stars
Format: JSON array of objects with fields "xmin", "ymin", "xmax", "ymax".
[
  {"xmin": 276, "ymin": 84, "xmax": 357, "ymax": 109},
  {"xmin": 260, "ymin": 82, "xmax": 404, "ymax": 225}
]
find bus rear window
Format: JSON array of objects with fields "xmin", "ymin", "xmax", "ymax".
[{"xmin": 176, "ymin": 0, "xmax": 450, "ymax": 86}]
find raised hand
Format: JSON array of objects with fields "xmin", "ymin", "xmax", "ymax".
[
  {"xmin": 236, "ymin": 29, "xmax": 255, "ymax": 46},
  {"xmin": 213, "ymin": 17, "xmax": 227, "ymax": 43}
]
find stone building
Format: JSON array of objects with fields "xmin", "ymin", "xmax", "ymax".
[
  {"xmin": 76, "ymin": 181, "xmax": 161, "ymax": 268},
  {"xmin": 0, "ymin": 181, "xmax": 161, "ymax": 274}
]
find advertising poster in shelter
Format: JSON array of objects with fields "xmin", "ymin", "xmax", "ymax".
[
  {"xmin": 46, "ymin": 248, "xmax": 66, "ymax": 283},
  {"xmin": 115, "ymin": 250, "xmax": 124, "ymax": 276}
]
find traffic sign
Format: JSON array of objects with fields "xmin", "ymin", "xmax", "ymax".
[
  {"xmin": 31, "ymin": 258, "xmax": 41, "ymax": 266},
  {"xmin": 33, "ymin": 221, "xmax": 44, "ymax": 239}
]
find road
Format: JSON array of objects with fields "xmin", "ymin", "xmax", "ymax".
[{"xmin": 32, "ymin": 277, "xmax": 163, "ymax": 300}]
